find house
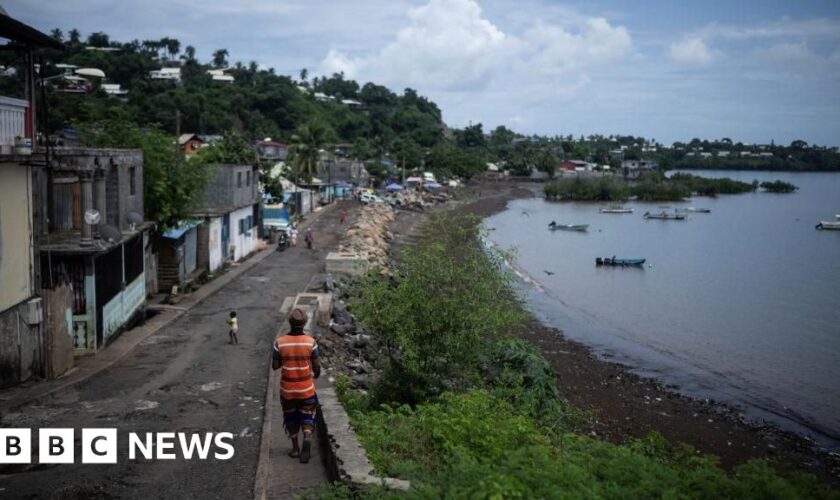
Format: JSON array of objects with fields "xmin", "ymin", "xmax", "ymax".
[
  {"xmin": 0, "ymin": 10, "xmax": 71, "ymax": 387},
  {"xmin": 39, "ymin": 148, "xmax": 151, "ymax": 357},
  {"xmin": 621, "ymin": 160, "xmax": 659, "ymax": 171},
  {"xmin": 179, "ymin": 133, "xmax": 204, "ymax": 156},
  {"xmin": 149, "ymin": 67, "xmax": 181, "ymax": 82},
  {"xmin": 717, "ymin": 151, "xmax": 731, "ymax": 157},
  {"xmin": 559, "ymin": 160, "xmax": 591, "ymax": 171},
  {"xmin": 102, "ymin": 83, "xmax": 128, "ymax": 100},
  {"xmin": 157, "ymin": 163, "xmax": 262, "ymax": 292},
  {"xmin": 319, "ymin": 157, "xmax": 369, "ymax": 186},
  {"xmin": 207, "ymin": 69, "xmax": 234, "ymax": 83},
  {"xmin": 256, "ymin": 139, "xmax": 288, "ymax": 161}
]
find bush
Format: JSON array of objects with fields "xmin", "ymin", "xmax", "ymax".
[
  {"xmin": 760, "ymin": 180, "xmax": 798, "ymax": 193},
  {"xmin": 351, "ymin": 215, "xmax": 525, "ymax": 404}
]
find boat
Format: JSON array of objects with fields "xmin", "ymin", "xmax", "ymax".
[
  {"xmin": 596, "ymin": 257, "xmax": 646, "ymax": 267},
  {"xmin": 600, "ymin": 207, "xmax": 633, "ymax": 214},
  {"xmin": 816, "ymin": 221, "xmax": 840, "ymax": 230},
  {"xmin": 548, "ymin": 221, "xmax": 588, "ymax": 231},
  {"xmin": 644, "ymin": 211, "xmax": 686, "ymax": 220},
  {"xmin": 675, "ymin": 207, "xmax": 711, "ymax": 213}
]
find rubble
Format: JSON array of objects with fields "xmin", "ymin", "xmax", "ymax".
[{"xmin": 337, "ymin": 203, "xmax": 395, "ymax": 271}]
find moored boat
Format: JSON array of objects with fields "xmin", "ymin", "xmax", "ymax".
[
  {"xmin": 676, "ymin": 207, "xmax": 711, "ymax": 213},
  {"xmin": 600, "ymin": 207, "xmax": 633, "ymax": 214},
  {"xmin": 548, "ymin": 221, "xmax": 588, "ymax": 231},
  {"xmin": 596, "ymin": 257, "xmax": 646, "ymax": 267},
  {"xmin": 816, "ymin": 221, "xmax": 840, "ymax": 230},
  {"xmin": 644, "ymin": 211, "xmax": 686, "ymax": 220}
]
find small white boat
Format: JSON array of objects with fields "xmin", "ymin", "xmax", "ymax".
[
  {"xmin": 600, "ymin": 207, "xmax": 633, "ymax": 214},
  {"xmin": 816, "ymin": 221, "xmax": 840, "ymax": 230},
  {"xmin": 676, "ymin": 207, "xmax": 711, "ymax": 213}
]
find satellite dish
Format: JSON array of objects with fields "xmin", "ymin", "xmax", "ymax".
[
  {"xmin": 126, "ymin": 211, "xmax": 143, "ymax": 230},
  {"xmin": 99, "ymin": 224, "xmax": 122, "ymax": 244},
  {"xmin": 84, "ymin": 209, "xmax": 101, "ymax": 225}
]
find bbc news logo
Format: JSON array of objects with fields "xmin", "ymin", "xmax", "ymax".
[{"xmin": 1, "ymin": 429, "xmax": 235, "ymax": 464}]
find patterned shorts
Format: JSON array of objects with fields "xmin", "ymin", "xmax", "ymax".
[{"xmin": 281, "ymin": 396, "xmax": 318, "ymax": 435}]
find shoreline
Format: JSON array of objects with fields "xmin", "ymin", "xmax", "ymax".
[{"xmin": 436, "ymin": 181, "xmax": 838, "ymax": 482}]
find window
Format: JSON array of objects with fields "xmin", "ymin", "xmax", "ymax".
[
  {"xmin": 246, "ymin": 170, "xmax": 251, "ymax": 186},
  {"xmin": 129, "ymin": 167, "xmax": 136, "ymax": 195},
  {"xmin": 237, "ymin": 171, "xmax": 242, "ymax": 187},
  {"xmin": 239, "ymin": 218, "xmax": 245, "ymax": 235}
]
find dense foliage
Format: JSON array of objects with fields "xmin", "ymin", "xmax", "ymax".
[
  {"xmin": 544, "ymin": 173, "xmax": 760, "ymax": 202},
  {"xmin": 760, "ymin": 180, "xmax": 799, "ymax": 193},
  {"xmin": 328, "ymin": 214, "xmax": 834, "ymax": 499}
]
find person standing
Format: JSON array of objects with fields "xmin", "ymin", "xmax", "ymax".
[
  {"xmin": 304, "ymin": 227, "xmax": 313, "ymax": 250},
  {"xmin": 272, "ymin": 308, "xmax": 320, "ymax": 463},
  {"xmin": 340, "ymin": 210, "xmax": 347, "ymax": 224},
  {"xmin": 289, "ymin": 226, "xmax": 298, "ymax": 247},
  {"xmin": 227, "ymin": 311, "xmax": 238, "ymax": 344}
]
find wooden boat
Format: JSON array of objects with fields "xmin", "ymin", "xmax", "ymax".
[
  {"xmin": 676, "ymin": 207, "xmax": 711, "ymax": 213},
  {"xmin": 596, "ymin": 257, "xmax": 646, "ymax": 267},
  {"xmin": 548, "ymin": 222, "xmax": 588, "ymax": 231},
  {"xmin": 600, "ymin": 207, "xmax": 633, "ymax": 214},
  {"xmin": 816, "ymin": 221, "xmax": 840, "ymax": 230},
  {"xmin": 644, "ymin": 211, "xmax": 686, "ymax": 220}
]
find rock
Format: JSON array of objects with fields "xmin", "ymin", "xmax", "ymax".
[
  {"xmin": 333, "ymin": 309, "xmax": 353, "ymax": 326},
  {"xmin": 324, "ymin": 275, "xmax": 336, "ymax": 292},
  {"xmin": 346, "ymin": 360, "xmax": 367, "ymax": 374},
  {"xmin": 331, "ymin": 324, "xmax": 348, "ymax": 335},
  {"xmin": 351, "ymin": 374, "xmax": 371, "ymax": 389},
  {"xmin": 352, "ymin": 334, "xmax": 371, "ymax": 348},
  {"xmin": 319, "ymin": 338, "xmax": 334, "ymax": 350}
]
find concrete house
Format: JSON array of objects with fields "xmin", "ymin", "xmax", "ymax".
[
  {"xmin": 0, "ymin": 11, "xmax": 66, "ymax": 386},
  {"xmin": 39, "ymin": 149, "xmax": 151, "ymax": 355},
  {"xmin": 194, "ymin": 164, "xmax": 261, "ymax": 271}
]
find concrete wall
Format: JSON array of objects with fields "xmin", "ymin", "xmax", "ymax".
[
  {"xmin": 101, "ymin": 274, "xmax": 145, "ymax": 341},
  {"xmin": 50, "ymin": 148, "xmax": 144, "ymax": 232},
  {"xmin": 0, "ymin": 162, "xmax": 34, "ymax": 312},
  {"xmin": 200, "ymin": 164, "xmax": 258, "ymax": 212},
  {"xmin": 0, "ymin": 302, "xmax": 43, "ymax": 388},
  {"xmin": 230, "ymin": 205, "xmax": 257, "ymax": 262},
  {"xmin": 208, "ymin": 216, "xmax": 223, "ymax": 272}
]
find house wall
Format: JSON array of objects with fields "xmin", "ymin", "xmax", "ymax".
[
  {"xmin": 0, "ymin": 162, "xmax": 34, "ymax": 312},
  {"xmin": 230, "ymin": 205, "xmax": 258, "ymax": 262},
  {"xmin": 208, "ymin": 216, "xmax": 223, "ymax": 272},
  {"xmin": 200, "ymin": 164, "xmax": 258, "ymax": 211}
]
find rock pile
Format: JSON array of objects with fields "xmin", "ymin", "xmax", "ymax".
[
  {"xmin": 338, "ymin": 203, "xmax": 395, "ymax": 271},
  {"xmin": 315, "ymin": 281, "xmax": 384, "ymax": 390},
  {"xmin": 386, "ymin": 188, "xmax": 451, "ymax": 211}
]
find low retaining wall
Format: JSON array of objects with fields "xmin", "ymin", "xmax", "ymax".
[{"xmin": 317, "ymin": 385, "xmax": 410, "ymax": 491}]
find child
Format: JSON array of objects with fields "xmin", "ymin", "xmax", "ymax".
[
  {"xmin": 228, "ymin": 311, "xmax": 239, "ymax": 344},
  {"xmin": 340, "ymin": 210, "xmax": 347, "ymax": 224}
]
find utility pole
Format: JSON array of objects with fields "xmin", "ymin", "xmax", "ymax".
[{"xmin": 175, "ymin": 109, "xmax": 181, "ymax": 139}]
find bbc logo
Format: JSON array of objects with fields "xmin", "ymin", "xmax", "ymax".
[{"xmin": 1, "ymin": 429, "xmax": 117, "ymax": 464}]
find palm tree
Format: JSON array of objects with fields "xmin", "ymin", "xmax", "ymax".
[
  {"xmin": 212, "ymin": 49, "xmax": 228, "ymax": 68},
  {"xmin": 184, "ymin": 45, "xmax": 196, "ymax": 62},
  {"xmin": 166, "ymin": 38, "xmax": 180, "ymax": 60},
  {"xmin": 50, "ymin": 28, "xmax": 63, "ymax": 41},
  {"xmin": 289, "ymin": 121, "xmax": 331, "ymax": 209},
  {"xmin": 68, "ymin": 29, "xmax": 80, "ymax": 45}
]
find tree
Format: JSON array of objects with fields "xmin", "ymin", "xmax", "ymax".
[
  {"xmin": 289, "ymin": 120, "xmax": 331, "ymax": 184},
  {"xmin": 299, "ymin": 68, "xmax": 308, "ymax": 85},
  {"xmin": 68, "ymin": 29, "xmax": 81, "ymax": 45},
  {"xmin": 456, "ymin": 123, "xmax": 486, "ymax": 149},
  {"xmin": 212, "ymin": 48, "xmax": 229, "ymax": 68},
  {"xmin": 79, "ymin": 120, "xmax": 214, "ymax": 227},
  {"xmin": 50, "ymin": 28, "xmax": 63, "ymax": 41},
  {"xmin": 166, "ymin": 38, "xmax": 181, "ymax": 60},
  {"xmin": 87, "ymin": 32, "xmax": 110, "ymax": 47},
  {"xmin": 183, "ymin": 45, "xmax": 196, "ymax": 62}
]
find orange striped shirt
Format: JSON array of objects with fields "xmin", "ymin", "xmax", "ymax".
[{"xmin": 273, "ymin": 333, "xmax": 318, "ymax": 400}]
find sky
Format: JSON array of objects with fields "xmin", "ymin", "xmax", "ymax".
[{"xmin": 6, "ymin": 0, "xmax": 840, "ymax": 146}]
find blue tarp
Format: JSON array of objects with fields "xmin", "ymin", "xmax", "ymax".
[
  {"xmin": 161, "ymin": 220, "xmax": 201, "ymax": 240},
  {"xmin": 385, "ymin": 183, "xmax": 404, "ymax": 192}
]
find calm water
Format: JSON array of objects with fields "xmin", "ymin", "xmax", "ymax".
[{"xmin": 485, "ymin": 171, "xmax": 840, "ymax": 449}]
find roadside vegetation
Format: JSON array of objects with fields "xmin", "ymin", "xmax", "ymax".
[{"xmin": 323, "ymin": 214, "xmax": 834, "ymax": 499}]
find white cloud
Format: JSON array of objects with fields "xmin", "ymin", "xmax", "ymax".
[
  {"xmin": 523, "ymin": 18, "xmax": 632, "ymax": 76},
  {"xmin": 753, "ymin": 41, "xmax": 840, "ymax": 74},
  {"xmin": 668, "ymin": 37, "xmax": 714, "ymax": 65}
]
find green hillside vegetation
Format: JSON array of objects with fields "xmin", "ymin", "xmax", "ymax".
[{"xmin": 760, "ymin": 180, "xmax": 799, "ymax": 193}]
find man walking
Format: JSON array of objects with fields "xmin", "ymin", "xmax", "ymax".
[{"xmin": 272, "ymin": 308, "xmax": 320, "ymax": 463}]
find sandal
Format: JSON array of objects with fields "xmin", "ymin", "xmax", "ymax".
[{"xmin": 299, "ymin": 439, "xmax": 311, "ymax": 464}]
